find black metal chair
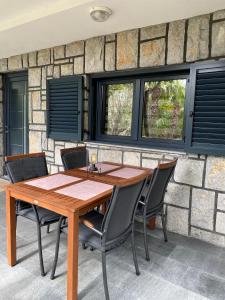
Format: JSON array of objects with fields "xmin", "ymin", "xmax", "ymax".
[
  {"xmin": 60, "ymin": 146, "xmax": 88, "ymax": 170},
  {"xmin": 135, "ymin": 159, "xmax": 177, "ymax": 261},
  {"xmin": 5, "ymin": 152, "xmax": 61, "ymax": 276},
  {"xmin": 51, "ymin": 177, "xmax": 147, "ymax": 300}
]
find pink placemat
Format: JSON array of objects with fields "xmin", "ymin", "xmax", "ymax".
[
  {"xmin": 25, "ymin": 174, "xmax": 81, "ymax": 190},
  {"xmin": 56, "ymin": 180, "xmax": 113, "ymax": 201},
  {"xmin": 108, "ymin": 167, "xmax": 144, "ymax": 179},
  {"xmin": 79, "ymin": 163, "xmax": 119, "ymax": 173}
]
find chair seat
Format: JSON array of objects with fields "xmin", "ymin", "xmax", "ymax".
[
  {"xmin": 79, "ymin": 210, "xmax": 104, "ymax": 250},
  {"xmin": 18, "ymin": 207, "xmax": 61, "ymax": 226}
]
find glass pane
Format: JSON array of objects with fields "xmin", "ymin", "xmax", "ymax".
[
  {"xmin": 142, "ymin": 79, "xmax": 186, "ymax": 140},
  {"xmin": 103, "ymin": 83, "xmax": 133, "ymax": 136}
]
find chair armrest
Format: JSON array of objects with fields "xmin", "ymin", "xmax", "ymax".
[
  {"xmin": 80, "ymin": 218, "xmax": 103, "ymax": 236},
  {"xmin": 139, "ymin": 201, "xmax": 146, "ymax": 206}
]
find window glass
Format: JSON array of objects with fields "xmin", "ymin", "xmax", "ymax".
[
  {"xmin": 142, "ymin": 79, "xmax": 186, "ymax": 140},
  {"xmin": 103, "ymin": 83, "xmax": 133, "ymax": 136}
]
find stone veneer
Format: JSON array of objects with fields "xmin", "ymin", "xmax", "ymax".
[{"xmin": 0, "ymin": 9, "xmax": 225, "ymax": 246}]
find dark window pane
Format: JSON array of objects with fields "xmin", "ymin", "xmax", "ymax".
[
  {"xmin": 142, "ymin": 79, "xmax": 186, "ymax": 140},
  {"xmin": 103, "ymin": 83, "xmax": 133, "ymax": 136}
]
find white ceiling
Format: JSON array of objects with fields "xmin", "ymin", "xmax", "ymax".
[{"xmin": 1, "ymin": 0, "xmax": 225, "ymax": 59}]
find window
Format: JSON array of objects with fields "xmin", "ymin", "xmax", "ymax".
[
  {"xmin": 91, "ymin": 62, "xmax": 225, "ymax": 155},
  {"xmin": 103, "ymin": 83, "xmax": 133, "ymax": 136},
  {"xmin": 95, "ymin": 71, "xmax": 188, "ymax": 150},
  {"xmin": 142, "ymin": 79, "xmax": 186, "ymax": 140},
  {"xmin": 47, "ymin": 75, "xmax": 83, "ymax": 141}
]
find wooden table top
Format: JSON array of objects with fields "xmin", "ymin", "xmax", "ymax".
[{"xmin": 5, "ymin": 162, "xmax": 152, "ymax": 217}]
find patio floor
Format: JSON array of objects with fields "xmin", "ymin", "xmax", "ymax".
[{"xmin": 1, "ymin": 191, "xmax": 225, "ymax": 300}]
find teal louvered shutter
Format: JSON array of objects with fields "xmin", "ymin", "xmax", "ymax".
[
  {"xmin": 47, "ymin": 76, "xmax": 83, "ymax": 141},
  {"xmin": 187, "ymin": 62, "xmax": 225, "ymax": 155}
]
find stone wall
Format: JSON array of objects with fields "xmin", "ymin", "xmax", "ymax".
[{"xmin": 1, "ymin": 9, "xmax": 225, "ymax": 246}]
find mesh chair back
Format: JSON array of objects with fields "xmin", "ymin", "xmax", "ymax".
[
  {"xmin": 5, "ymin": 152, "xmax": 48, "ymax": 212},
  {"xmin": 145, "ymin": 159, "xmax": 177, "ymax": 213},
  {"xmin": 102, "ymin": 178, "xmax": 146, "ymax": 245},
  {"xmin": 60, "ymin": 146, "xmax": 87, "ymax": 170}
]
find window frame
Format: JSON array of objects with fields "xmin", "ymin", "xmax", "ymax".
[{"xmin": 90, "ymin": 65, "xmax": 190, "ymax": 151}]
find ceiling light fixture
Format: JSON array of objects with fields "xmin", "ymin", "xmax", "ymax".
[{"xmin": 90, "ymin": 6, "xmax": 112, "ymax": 22}]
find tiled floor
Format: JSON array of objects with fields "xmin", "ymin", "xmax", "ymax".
[{"xmin": 1, "ymin": 190, "xmax": 225, "ymax": 300}]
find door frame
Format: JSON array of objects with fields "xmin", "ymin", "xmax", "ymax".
[{"xmin": 4, "ymin": 71, "xmax": 29, "ymax": 157}]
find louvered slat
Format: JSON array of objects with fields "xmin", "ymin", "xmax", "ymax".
[
  {"xmin": 47, "ymin": 76, "xmax": 83, "ymax": 141},
  {"xmin": 192, "ymin": 69, "xmax": 225, "ymax": 146}
]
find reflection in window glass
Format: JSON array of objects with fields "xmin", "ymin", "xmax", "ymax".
[
  {"xmin": 142, "ymin": 79, "xmax": 186, "ymax": 140},
  {"xmin": 103, "ymin": 83, "xmax": 133, "ymax": 136}
]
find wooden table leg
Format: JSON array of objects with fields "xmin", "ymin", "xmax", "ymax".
[
  {"xmin": 67, "ymin": 212, "xmax": 79, "ymax": 300},
  {"xmin": 148, "ymin": 217, "xmax": 156, "ymax": 230},
  {"xmin": 6, "ymin": 191, "xmax": 17, "ymax": 266}
]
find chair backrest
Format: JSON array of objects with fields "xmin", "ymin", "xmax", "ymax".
[
  {"xmin": 60, "ymin": 146, "xmax": 87, "ymax": 170},
  {"xmin": 5, "ymin": 152, "xmax": 48, "ymax": 183},
  {"xmin": 101, "ymin": 177, "xmax": 147, "ymax": 246},
  {"xmin": 145, "ymin": 159, "xmax": 177, "ymax": 213}
]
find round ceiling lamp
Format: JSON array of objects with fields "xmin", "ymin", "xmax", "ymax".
[{"xmin": 90, "ymin": 6, "xmax": 112, "ymax": 22}]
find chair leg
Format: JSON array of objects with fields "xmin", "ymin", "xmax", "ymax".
[
  {"xmin": 131, "ymin": 228, "xmax": 140, "ymax": 276},
  {"xmin": 143, "ymin": 218, "xmax": 150, "ymax": 261},
  {"xmin": 50, "ymin": 216, "xmax": 65, "ymax": 280},
  {"xmin": 46, "ymin": 224, "xmax": 50, "ymax": 234},
  {"xmin": 32, "ymin": 205, "xmax": 45, "ymax": 277},
  {"xmin": 102, "ymin": 252, "xmax": 110, "ymax": 300},
  {"xmin": 82, "ymin": 242, "xmax": 87, "ymax": 249},
  {"xmin": 161, "ymin": 210, "xmax": 168, "ymax": 242},
  {"xmin": 36, "ymin": 222, "xmax": 45, "ymax": 277}
]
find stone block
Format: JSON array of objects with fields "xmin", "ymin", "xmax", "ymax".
[
  {"xmin": 164, "ymin": 182, "xmax": 190, "ymax": 208},
  {"xmin": 22, "ymin": 54, "xmax": 28, "ymax": 68},
  {"xmin": 65, "ymin": 142, "xmax": 77, "ymax": 148},
  {"xmin": 105, "ymin": 42, "xmax": 115, "ymax": 71},
  {"xmin": 8, "ymin": 55, "xmax": 22, "ymax": 70},
  {"xmin": 205, "ymin": 156, "xmax": 225, "ymax": 191},
  {"xmin": 140, "ymin": 24, "xmax": 166, "ymax": 40},
  {"xmin": 51, "ymin": 165, "xmax": 59, "ymax": 174},
  {"xmin": 31, "ymin": 91, "xmax": 41, "ymax": 110},
  {"xmin": 53, "ymin": 65, "xmax": 60, "ymax": 78},
  {"xmin": 167, "ymin": 206, "xmax": 189, "ymax": 235},
  {"xmin": 48, "ymin": 139, "xmax": 54, "ymax": 151},
  {"xmin": 41, "ymin": 132, "xmax": 47, "ymax": 150},
  {"xmin": 123, "ymin": 152, "xmax": 140, "ymax": 167},
  {"xmin": 140, "ymin": 38, "xmax": 165, "ymax": 67},
  {"xmin": 54, "ymin": 45, "xmax": 65, "ymax": 59},
  {"xmin": 191, "ymin": 227, "xmax": 225, "ymax": 248},
  {"xmin": 117, "ymin": 30, "xmax": 138, "ymax": 70},
  {"xmin": 38, "ymin": 49, "xmax": 51, "ymax": 66},
  {"xmin": 217, "ymin": 193, "xmax": 225, "ymax": 211},
  {"xmin": 191, "ymin": 188, "xmax": 215, "ymax": 230},
  {"xmin": 66, "ymin": 41, "xmax": 84, "ymax": 57},
  {"xmin": 61, "ymin": 64, "xmax": 73, "ymax": 76},
  {"xmin": 41, "ymin": 67, "xmax": 47, "ymax": 90},
  {"xmin": 186, "ymin": 15, "xmax": 209, "ymax": 61},
  {"xmin": 85, "ymin": 37, "xmax": 104, "ymax": 73},
  {"xmin": 216, "ymin": 212, "xmax": 225, "ymax": 234},
  {"xmin": 106, "ymin": 34, "xmax": 115, "ymax": 42},
  {"xmin": 55, "ymin": 145, "xmax": 64, "ymax": 165},
  {"xmin": 28, "ymin": 68, "xmax": 41, "ymax": 87},
  {"xmin": 74, "ymin": 56, "xmax": 84, "ymax": 74},
  {"xmin": 211, "ymin": 21, "xmax": 225, "ymax": 57},
  {"xmin": 0, "ymin": 58, "xmax": 7, "ymax": 72},
  {"xmin": 29, "ymin": 131, "xmax": 42, "ymax": 152},
  {"xmin": 28, "ymin": 52, "xmax": 37, "ymax": 67},
  {"xmin": 213, "ymin": 9, "xmax": 225, "ymax": 20},
  {"xmin": 167, "ymin": 20, "xmax": 185, "ymax": 64},
  {"xmin": 33, "ymin": 111, "xmax": 45, "ymax": 124},
  {"xmin": 141, "ymin": 158, "xmax": 158, "ymax": 169},
  {"xmin": 174, "ymin": 158, "xmax": 204, "ymax": 187},
  {"xmin": 98, "ymin": 149, "xmax": 122, "ymax": 164},
  {"xmin": 47, "ymin": 65, "xmax": 53, "ymax": 77}
]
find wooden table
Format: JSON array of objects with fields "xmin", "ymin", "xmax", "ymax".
[{"xmin": 5, "ymin": 162, "xmax": 151, "ymax": 300}]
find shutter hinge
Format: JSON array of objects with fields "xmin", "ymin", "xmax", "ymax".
[{"xmin": 189, "ymin": 111, "xmax": 194, "ymax": 118}]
